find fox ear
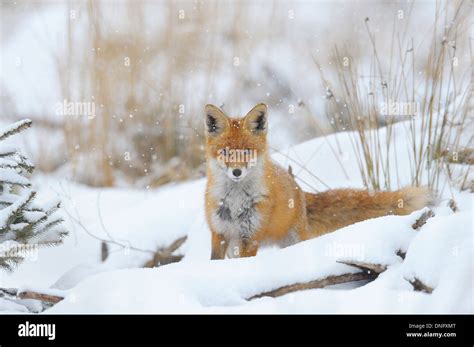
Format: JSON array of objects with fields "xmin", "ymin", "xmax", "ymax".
[
  {"xmin": 244, "ymin": 103, "xmax": 268, "ymax": 135},
  {"xmin": 205, "ymin": 104, "xmax": 229, "ymax": 136}
]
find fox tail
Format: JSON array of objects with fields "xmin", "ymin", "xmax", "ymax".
[{"xmin": 305, "ymin": 186, "xmax": 436, "ymax": 237}]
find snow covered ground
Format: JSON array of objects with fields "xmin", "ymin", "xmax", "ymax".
[{"xmin": 0, "ymin": 120, "xmax": 472, "ymax": 313}]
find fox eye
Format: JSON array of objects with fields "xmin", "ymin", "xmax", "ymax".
[{"xmin": 220, "ymin": 148, "xmax": 228, "ymax": 156}]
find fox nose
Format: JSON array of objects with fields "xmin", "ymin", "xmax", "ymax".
[{"xmin": 232, "ymin": 168, "xmax": 242, "ymax": 177}]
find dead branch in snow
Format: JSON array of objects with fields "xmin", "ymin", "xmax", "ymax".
[
  {"xmin": 248, "ymin": 271, "xmax": 378, "ymax": 300},
  {"xmin": 17, "ymin": 290, "xmax": 64, "ymax": 304},
  {"xmin": 2, "ymin": 207, "xmax": 436, "ymax": 309},
  {"xmin": 143, "ymin": 236, "xmax": 187, "ymax": 268},
  {"xmin": 336, "ymin": 260, "xmax": 387, "ymax": 274},
  {"xmin": 0, "ymin": 287, "xmax": 64, "ymax": 304},
  {"xmin": 406, "ymin": 277, "xmax": 434, "ymax": 294},
  {"xmin": 411, "ymin": 208, "xmax": 435, "ymax": 230}
]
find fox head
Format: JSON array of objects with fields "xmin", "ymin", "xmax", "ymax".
[{"xmin": 205, "ymin": 103, "xmax": 268, "ymax": 182}]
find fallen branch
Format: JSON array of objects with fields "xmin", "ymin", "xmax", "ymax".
[
  {"xmin": 246, "ymin": 213, "xmax": 439, "ymax": 302},
  {"xmin": 396, "ymin": 209, "xmax": 436, "ymax": 259},
  {"xmin": 412, "ymin": 209, "xmax": 435, "ymax": 230},
  {"xmin": 336, "ymin": 260, "xmax": 387, "ymax": 274},
  {"xmin": 406, "ymin": 277, "xmax": 434, "ymax": 294},
  {"xmin": 17, "ymin": 290, "xmax": 64, "ymax": 304},
  {"xmin": 0, "ymin": 287, "xmax": 64, "ymax": 304},
  {"xmin": 248, "ymin": 271, "xmax": 377, "ymax": 300},
  {"xmin": 143, "ymin": 236, "xmax": 187, "ymax": 268}
]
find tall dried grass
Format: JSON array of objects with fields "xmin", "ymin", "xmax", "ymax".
[
  {"xmin": 314, "ymin": 0, "xmax": 472, "ymax": 194},
  {"xmin": 55, "ymin": 0, "xmax": 296, "ymax": 187}
]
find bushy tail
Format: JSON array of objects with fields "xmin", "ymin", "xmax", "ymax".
[{"xmin": 305, "ymin": 186, "xmax": 435, "ymax": 237}]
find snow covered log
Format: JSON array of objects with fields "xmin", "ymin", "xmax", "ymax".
[
  {"xmin": 42, "ymin": 209, "xmax": 440, "ymax": 313},
  {"xmin": 248, "ymin": 210, "xmax": 433, "ymax": 301},
  {"xmin": 3, "ymin": 207, "xmax": 439, "ymax": 311}
]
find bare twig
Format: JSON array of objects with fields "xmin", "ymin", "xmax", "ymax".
[
  {"xmin": 269, "ymin": 145, "xmax": 330, "ymax": 191},
  {"xmin": 63, "ymin": 206, "xmax": 156, "ymax": 255},
  {"xmin": 411, "ymin": 209, "xmax": 435, "ymax": 230},
  {"xmin": 143, "ymin": 236, "xmax": 187, "ymax": 268},
  {"xmin": 0, "ymin": 119, "xmax": 32, "ymax": 141},
  {"xmin": 406, "ymin": 277, "xmax": 434, "ymax": 294}
]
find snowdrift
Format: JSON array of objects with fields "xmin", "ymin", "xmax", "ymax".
[{"xmin": 0, "ymin": 120, "xmax": 472, "ymax": 313}]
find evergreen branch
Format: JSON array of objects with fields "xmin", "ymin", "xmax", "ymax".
[
  {"xmin": 0, "ymin": 190, "xmax": 36, "ymax": 235},
  {"xmin": 0, "ymin": 256, "xmax": 23, "ymax": 272},
  {"xmin": 0, "ymin": 119, "xmax": 67, "ymax": 273},
  {"xmin": 0, "ymin": 119, "xmax": 32, "ymax": 142},
  {"xmin": 0, "ymin": 161, "xmax": 35, "ymax": 174},
  {"xmin": 29, "ymin": 218, "xmax": 65, "ymax": 243},
  {"xmin": 0, "ymin": 151, "xmax": 17, "ymax": 158},
  {"xmin": 0, "ymin": 180, "xmax": 31, "ymax": 188}
]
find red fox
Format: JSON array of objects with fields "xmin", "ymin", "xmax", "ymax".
[{"xmin": 204, "ymin": 103, "xmax": 434, "ymax": 259}]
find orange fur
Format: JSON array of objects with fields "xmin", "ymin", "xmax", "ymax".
[
  {"xmin": 305, "ymin": 186, "xmax": 434, "ymax": 237},
  {"xmin": 204, "ymin": 103, "xmax": 434, "ymax": 259}
]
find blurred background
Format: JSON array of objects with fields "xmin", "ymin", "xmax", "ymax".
[{"xmin": 1, "ymin": 0, "xmax": 471, "ymax": 188}]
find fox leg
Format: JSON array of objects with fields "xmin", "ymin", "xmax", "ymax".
[
  {"xmin": 211, "ymin": 231, "xmax": 228, "ymax": 260},
  {"xmin": 238, "ymin": 238, "xmax": 259, "ymax": 258}
]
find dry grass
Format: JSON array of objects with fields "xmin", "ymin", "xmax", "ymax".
[
  {"xmin": 313, "ymin": 0, "xmax": 472, "ymax": 194},
  {"xmin": 59, "ymin": 1, "xmax": 211, "ymax": 186},
  {"xmin": 52, "ymin": 0, "xmax": 299, "ymax": 187},
  {"xmin": 2, "ymin": 1, "xmax": 471, "ymax": 192}
]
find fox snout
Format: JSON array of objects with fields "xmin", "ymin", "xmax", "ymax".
[
  {"xmin": 216, "ymin": 148, "xmax": 258, "ymax": 181},
  {"xmin": 227, "ymin": 166, "xmax": 247, "ymax": 181}
]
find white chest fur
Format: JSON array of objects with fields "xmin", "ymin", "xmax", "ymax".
[{"xmin": 208, "ymin": 160, "xmax": 267, "ymax": 246}]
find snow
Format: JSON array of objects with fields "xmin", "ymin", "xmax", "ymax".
[
  {"xmin": 44, "ymin": 209, "xmax": 422, "ymax": 313},
  {"xmin": 0, "ymin": 193, "xmax": 30, "ymax": 231},
  {"xmin": 0, "ymin": 119, "xmax": 472, "ymax": 313},
  {"xmin": 0, "ymin": 168, "xmax": 30, "ymax": 186},
  {"xmin": 0, "ymin": 119, "xmax": 32, "ymax": 140},
  {"xmin": 44, "ymin": 208, "xmax": 472, "ymax": 314}
]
